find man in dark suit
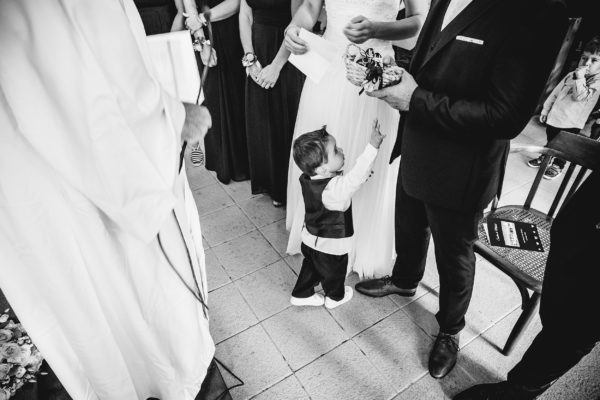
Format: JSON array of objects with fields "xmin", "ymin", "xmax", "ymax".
[
  {"xmin": 355, "ymin": 0, "xmax": 568, "ymax": 379},
  {"xmin": 455, "ymin": 170, "xmax": 600, "ymax": 399}
]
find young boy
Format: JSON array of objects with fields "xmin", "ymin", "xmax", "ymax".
[
  {"xmin": 528, "ymin": 37, "xmax": 600, "ymax": 179},
  {"xmin": 290, "ymin": 120, "xmax": 385, "ymax": 309}
]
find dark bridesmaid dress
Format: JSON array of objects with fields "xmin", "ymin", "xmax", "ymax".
[
  {"xmin": 200, "ymin": 0, "xmax": 249, "ymax": 183},
  {"xmin": 245, "ymin": 0, "xmax": 304, "ymax": 204}
]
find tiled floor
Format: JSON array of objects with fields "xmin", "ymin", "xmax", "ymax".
[{"xmin": 188, "ymin": 119, "xmax": 600, "ymax": 400}]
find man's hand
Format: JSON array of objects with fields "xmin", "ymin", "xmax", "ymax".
[
  {"xmin": 182, "ymin": 103, "xmax": 212, "ymax": 148},
  {"xmin": 343, "ymin": 16, "xmax": 376, "ymax": 44},
  {"xmin": 367, "ymin": 69, "xmax": 418, "ymax": 111},
  {"xmin": 539, "ymin": 113, "xmax": 548, "ymax": 124},
  {"xmin": 369, "ymin": 119, "xmax": 385, "ymax": 149},
  {"xmin": 283, "ymin": 25, "xmax": 309, "ymax": 55}
]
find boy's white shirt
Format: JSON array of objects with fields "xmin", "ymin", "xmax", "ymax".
[
  {"xmin": 301, "ymin": 143, "xmax": 378, "ymax": 256},
  {"xmin": 543, "ymin": 72, "xmax": 600, "ymax": 129}
]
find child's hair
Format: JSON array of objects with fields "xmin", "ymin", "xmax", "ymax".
[
  {"xmin": 293, "ymin": 126, "xmax": 331, "ymax": 176},
  {"xmin": 583, "ymin": 36, "xmax": 600, "ymax": 55}
]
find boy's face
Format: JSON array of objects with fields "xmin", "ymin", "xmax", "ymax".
[
  {"xmin": 578, "ymin": 51, "xmax": 600, "ymax": 76},
  {"xmin": 319, "ymin": 136, "xmax": 345, "ymax": 174}
]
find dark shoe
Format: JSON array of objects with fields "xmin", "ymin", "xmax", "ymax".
[
  {"xmin": 543, "ymin": 164, "xmax": 563, "ymax": 180},
  {"xmin": 526, "ymin": 155, "xmax": 545, "ymax": 168},
  {"xmin": 354, "ymin": 276, "xmax": 416, "ymax": 297},
  {"xmin": 454, "ymin": 381, "xmax": 540, "ymax": 400},
  {"xmin": 429, "ymin": 332, "xmax": 459, "ymax": 379}
]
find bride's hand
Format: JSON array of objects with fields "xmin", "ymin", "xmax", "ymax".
[{"xmin": 344, "ymin": 15, "xmax": 376, "ymax": 44}]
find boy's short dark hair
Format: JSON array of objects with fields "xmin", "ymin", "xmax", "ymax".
[
  {"xmin": 584, "ymin": 36, "xmax": 600, "ymax": 55},
  {"xmin": 293, "ymin": 126, "xmax": 331, "ymax": 176}
]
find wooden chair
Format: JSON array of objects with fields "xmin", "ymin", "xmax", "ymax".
[{"xmin": 475, "ymin": 131, "xmax": 600, "ymax": 355}]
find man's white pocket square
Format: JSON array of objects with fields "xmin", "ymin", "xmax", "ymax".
[{"xmin": 456, "ymin": 35, "xmax": 484, "ymax": 45}]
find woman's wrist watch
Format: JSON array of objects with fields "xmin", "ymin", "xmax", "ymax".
[{"xmin": 242, "ymin": 52, "xmax": 257, "ymax": 67}]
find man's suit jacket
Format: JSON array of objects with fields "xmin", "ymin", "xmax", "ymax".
[{"xmin": 391, "ymin": 0, "xmax": 568, "ymax": 212}]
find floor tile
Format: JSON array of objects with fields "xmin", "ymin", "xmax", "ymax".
[
  {"xmin": 459, "ymin": 308, "xmax": 542, "ymax": 383},
  {"xmin": 212, "ymin": 230, "xmax": 281, "ymax": 280},
  {"xmin": 215, "ymin": 325, "xmax": 292, "ymax": 400},
  {"xmin": 389, "ymin": 283, "xmax": 432, "ymax": 309},
  {"xmin": 295, "ymin": 341, "xmax": 397, "ymax": 400},
  {"xmin": 393, "ymin": 365, "xmax": 475, "ymax": 400},
  {"xmin": 353, "ymin": 311, "xmax": 433, "ymax": 392},
  {"xmin": 541, "ymin": 345, "xmax": 600, "ymax": 400},
  {"xmin": 186, "ymin": 164, "xmax": 217, "ymax": 190},
  {"xmin": 401, "ymin": 292, "xmax": 441, "ymax": 340},
  {"xmin": 503, "ymin": 153, "xmax": 537, "ymax": 194},
  {"xmin": 260, "ymin": 220, "xmax": 289, "ymax": 256},
  {"xmin": 208, "ymin": 283, "xmax": 258, "ymax": 343},
  {"xmin": 204, "ymin": 248, "xmax": 231, "ymax": 292},
  {"xmin": 235, "ymin": 260, "xmax": 297, "ymax": 321},
  {"xmin": 284, "ymin": 254, "xmax": 302, "ymax": 276},
  {"xmin": 201, "ymin": 205, "xmax": 256, "ymax": 247},
  {"xmin": 239, "ymin": 195, "xmax": 286, "ymax": 228},
  {"xmin": 330, "ymin": 273, "xmax": 400, "ymax": 337},
  {"xmin": 461, "ymin": 260, "xmax": 521, "ymax": 346},
  {"xmin": 250, "ymin": 375, "xmax": 310, "ymax": 400},
  {"xmin": 221, "ymin": 179, "xmax": 255, "ymax": 203},
  {"xmin": 262, "ymin": 306, "xmax": 348, "ymax": 371},
  {"xmin": 192, "ymin": 183, "xmax": 234, "ymax": 216}
]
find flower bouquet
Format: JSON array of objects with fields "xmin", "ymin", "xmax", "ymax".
[
  {"xmin": 343, "ymin": 44, "xmax": 404, "ymax": 94},
  {"xmin": 0, "ymin": 310, "xmax": 44, "ymax": 400}
]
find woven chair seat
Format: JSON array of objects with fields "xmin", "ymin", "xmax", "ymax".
[{"xmin": 477, "ymin": 206, "xmax": 552, "ymax": 291}]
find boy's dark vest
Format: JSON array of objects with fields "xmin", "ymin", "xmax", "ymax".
[{"xmin": 299, "ymin": 174, "xmax": 353, "ymax": 239}]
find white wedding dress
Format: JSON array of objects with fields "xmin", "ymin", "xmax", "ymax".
[{"xmin": 286, "ymin": 0, "xmax": 402, "ymax": 278}]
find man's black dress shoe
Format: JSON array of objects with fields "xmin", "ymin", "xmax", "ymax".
[
  {"xmin": 354, "ymin": 276, "xmax": 417, "ymax": 297},
  {"xmin": 429, "ymin": 332, "xmax": 459, "ymax": 379},
  {"xmin": 454, "ymin": 381, "xmax": 540, "ymax": 400}
]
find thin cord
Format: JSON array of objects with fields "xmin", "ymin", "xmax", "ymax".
[{"xmin": 157, "ymin": 210, "xmax": 208, "ymax": 319}]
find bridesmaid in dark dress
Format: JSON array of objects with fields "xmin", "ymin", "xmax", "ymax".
[
  {"xmin": 239, "ymin": 0, "xmax": 304, "ymax": 206},
  {"xmin": 180, "ymin": 0, "xmax": 249, "ymax": 183}
]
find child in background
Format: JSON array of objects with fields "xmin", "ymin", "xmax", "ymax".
[
  {"xmin": 528, "ymin": 37, "xmax": 600, "ymax": 179},
  {"xmin": 290, "ymin": 120, "xmax": 384, "ymax": 309}
]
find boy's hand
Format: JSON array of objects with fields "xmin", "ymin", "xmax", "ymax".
[
  {"xmin": 539, "ymin": 113, "xmax": 548, "ymax": 124},
  {"xmin": 575, "ymin": 66, "xmax": 589, "ymax": 80},
  {"xmin": 369, "ymin": 119, "xmax": 385, "ymax": 149}
]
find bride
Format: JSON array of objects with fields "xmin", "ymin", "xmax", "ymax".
[{"xmin": 284, "ymin": 0, "xmax": 427, "ymax": 278}]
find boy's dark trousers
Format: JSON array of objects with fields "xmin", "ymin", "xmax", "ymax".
[
  {"xmin": 545, "ymin": 125, "xmax": 580, "ymax": 169},
  {"xmin": 292, "ymin": 243, "xmax": 347, "ymax": 301}
]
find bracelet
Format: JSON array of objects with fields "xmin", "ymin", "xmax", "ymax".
[{"xmin": 242, "ymin": 52, "xmax": 257, "ymax": 67}]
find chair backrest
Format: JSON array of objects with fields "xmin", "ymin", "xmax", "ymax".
[{"xmin": 523, "ymin": 131, "xmax": 600, "ymax": 219}]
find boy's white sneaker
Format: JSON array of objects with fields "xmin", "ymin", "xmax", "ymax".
[
  {"xmin": 290, "ymin": 293, "xmax": 325, "ymax": 307},
  {"xmin": 325, "ymin": 286, "xmax": 353, "ymax": 309}
]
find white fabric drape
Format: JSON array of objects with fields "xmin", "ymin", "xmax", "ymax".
[{"xmin": 0, "ymin": 0, "xmax": 214, "ymax": 399}]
